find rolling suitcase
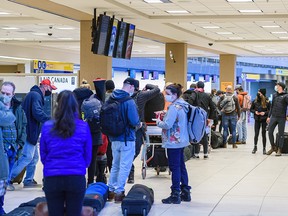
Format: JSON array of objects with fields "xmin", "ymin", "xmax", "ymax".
[
  {"xmin": 83, "ymin": 182, "xmax": 108, "ymax": 213},
  {"xmin": 276, "ymin": 132, "xmax": 288, "ymax": 153},
  {"xmin": 121, "ymin": 184, "xmax": 154, "ymax": 216}
]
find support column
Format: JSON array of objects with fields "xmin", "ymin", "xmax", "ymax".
[
  {"xmin": 80, "ymin": 20, "xmax": 112, "ymax": 87},
  {"xmin": 219, "ymin": 54, "xmax": 236, "ymax": 91},
  {"xmin": 165, "ymin": 43, "xmax": 187, "ymax": 90}
]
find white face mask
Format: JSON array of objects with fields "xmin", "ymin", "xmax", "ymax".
[
  {"xmin": 165, "ymin": 95, "xmax": 174, "ymax": 102},
  {"xmin": 274, "ymin": 86, "xmax": 278, "ymax": 92}
]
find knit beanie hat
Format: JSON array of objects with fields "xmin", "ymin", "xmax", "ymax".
[{"xmin": 259, "ymin": 88, "xmax": 266, "ymax": 96}]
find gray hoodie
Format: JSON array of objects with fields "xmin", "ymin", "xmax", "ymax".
[{"xmin": 157, "ymin": 98, "xmax": 190, "ymax": 149}]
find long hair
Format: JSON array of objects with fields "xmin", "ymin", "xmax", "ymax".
[{"xmin": 52, "ymin": 90, "xmax": 79, "ymax": 138}]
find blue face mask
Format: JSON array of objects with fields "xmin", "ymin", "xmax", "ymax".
[{"xmin": 0, "ymin": 94, "xmax": 12, "ymax": 104}]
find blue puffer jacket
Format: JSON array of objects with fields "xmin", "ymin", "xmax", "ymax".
[
  {"xmin": 109, "ymin": 89, "xmax": 140, "ymax": 142},
  {"xmin": 0, "ymin": 102, "xmax": 16, "ymax": 180},
  {"xmin": 40, "ymin": 118, "xmax": 92, "ymax": 177},
  {"xmin": 22, "ymin": 85, "xmax": 50, "ymax": 145},
  {"xmin": 157, "ymin": 98, "xmax": 190, "ymax": 149}
]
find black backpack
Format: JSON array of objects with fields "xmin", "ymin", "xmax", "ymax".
[{"xmin": 100, "ymin": 96, "xmax": 132, "ymax": 137}]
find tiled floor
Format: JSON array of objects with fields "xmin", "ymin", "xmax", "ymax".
[{"xmin": 4, "ymin": 121, "xmax": 288, "ymax": 216}]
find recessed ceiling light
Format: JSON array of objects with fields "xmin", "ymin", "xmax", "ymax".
[
  {"xmin": 57, "ymin": 38, "xmax": 73, "ymax": 40},
  {"xmin": 238, "ymin": 10, "xmax": 262, "ymax": 13},
  {"xmin": 202, "ymin": 26, "xmax": 220, "ymax": 29},
  {"xmin": 217, "ymin": 32, "xmax": 233, "ymax": 35},
  {"xmin": 271, "ymin": 31, "xmax": 288, "ymax": 34},
  {"xmin": 0, "ymin": 12, "xmax": 10, "ymax": 15},
  {"xmin": 144, "ymin": 0, "xmax": 170, "ymax": 3},
  {"xmin": 0, "ymin": 55, "xmax": 32, "ymax": 61},
  {"xmin": 2, "ymin": 27, "xmax": 19, "ymax": 30},
  {"xmin": 0, "ymin": 38, "xmax": 26, "ymax": 40},
  {"xmin": 32, "ymin": 33, "xmax": 48, "ymax": 36},
  {"xmin": 261, "ymin": 25, "xmax": 280, "ymax": 28},
  {"xmin": 227, "ymin": 0, "xmax": 253, "ymax": 2},
  {"xmin": 229, "ymin": 37, "xmax": 243, "ymax": 39},
  {"xmin": 166, "ymin": 10, "xmax": 189, "ymax": 14},
  {"xmin": 56, "ymin": 27, "xmax": 75, "ymax": 30}
]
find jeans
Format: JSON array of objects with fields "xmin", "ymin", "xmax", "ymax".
[
  {"xmin": 254, "ymin": 120, "xmax": 267, "ymax": 148},
  {"xmin": 44, "ymin": 175, "xmax": 86, "ymax": 216},
  {"xmin": 6, "ymin": 148, "xmax": 17, "ymax": 173},
  {"xmin": 108, "ymin": 141, "xmax": 135, "ymax": 194},
  {"xmin": 167, "ymin": 148, "xmax": 190, "ymax": 192},
  {"xmin": 268, "ymin": 117, "xmax": 286, "ymax": 148},
  {"xmin": 236, "ymin": 112, "xmax": 247, "ymax": 142},
  {"xmin": 222, "ymin": 114, "xmax": 238, "ymax": 144},
  {"xmin": 9, "ymin": 141, "xmax": 39, "ymax": 184}
]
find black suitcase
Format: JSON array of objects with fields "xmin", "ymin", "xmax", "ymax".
[
  {"xmin": 276, "ymin": 132, "xmax": 288, "ymax": 153},
  {"xmin": 211, "ymin": 131, "xmax": 223, "ymax": 148},
  {"xmin": 146, "ymin": 145, "xmax": 168, "ymax": 167},
  {"xmin": 121, "ymin": 184, "xmax": 154, "ymax": 216}
]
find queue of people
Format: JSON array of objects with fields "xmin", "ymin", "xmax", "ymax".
[{"xmin": 1, "ymin": 78, "xmax": 288, "ymax": 215}]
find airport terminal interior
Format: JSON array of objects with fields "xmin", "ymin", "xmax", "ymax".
[
  {"xmin": 5, "ymin": 122, "xmax": 288, "ymax": 216},
  {"xmin": 2, "ymin": 0, "xmax": 288, "ymax": 215}
]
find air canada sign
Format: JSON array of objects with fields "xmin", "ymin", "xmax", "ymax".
[{"xmin": 39, "ymin": 76, "xmax": 77, "ymax": 93}]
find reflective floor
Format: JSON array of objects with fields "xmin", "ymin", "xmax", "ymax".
[{"xmin": 5, "ymin": 121, "xmax": 288, "ymax": 216}]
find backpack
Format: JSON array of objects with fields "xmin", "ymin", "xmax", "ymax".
[
  {"xmin": 242, "ymin": 94, "xmax": 251, "ymax": 111},
  {"xmin": 220, "ymin": 94, "xmax": 235, "ymax": 114},
  {"xmin": 100, "ymin": 96, "xmax": 132, "ymax": 137},
  {"xmin": 187, "ymin": 105, "xmax": 208, "ymax": 144},
  {"xmin": 81, "ymin": 95, "xmax": 102, "ymax": 132}
]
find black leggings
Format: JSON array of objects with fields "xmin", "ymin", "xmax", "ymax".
[
  {"xmin": 254, "ymin": 120, "xmax": 267, "ymax": 148},
  {"xmin": 268, "ymin": 117, "xmax": 286, "ymax": 148}
]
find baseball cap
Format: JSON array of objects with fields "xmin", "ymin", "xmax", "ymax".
[
  {"xmin": 40, "ymin": 79, "xmax": 57, "ymax": 90},
  {"xmin": 123, "ymin": 78, "xmax": 137, "ymax": 87},
  {"xmin": 276, "ymin": 82, "xmax": 286, "ymax": 90}
]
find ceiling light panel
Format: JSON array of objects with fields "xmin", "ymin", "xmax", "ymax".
[
  {"xmin": 227, "ymin": 0, "xmax": 253, "ymax": 2},
  {"xmin": 166, "ymin": 10, "xmax": 189, "ymax": 14},
  {"xmin": 0, "ymin": 12, "xmax": 10, "ymax": 15},
  {"xmin": 238, "ymin": 9, "xmax": 262, "ymax": 13},
  {"xmin": 143, "ymin": 0, "xmax": 171, "ymax": 3}
]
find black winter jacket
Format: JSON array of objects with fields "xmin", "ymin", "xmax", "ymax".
[
  {"xmin": 250, "ymin": 98, "xmax": 271, "ymax": 121},
  {"xmin": 268, "ymin": 92, "xmax": 288, "ymax": 118},
  {"xmin": 22, "ymin": 85, "xmax": 50, "ymax": 145},
  {"xmin": 187, "ymin": 90, "xmax": 217, "ymax": 120},
  {"xmin": 132, "ymin": 84, "xmax": 160, "ymax": 122}
]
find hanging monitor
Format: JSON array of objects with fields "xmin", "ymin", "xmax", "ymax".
[
  {"xmin": 125, "ymin": 24, "xmax": 136, "ymax": 59},
  {"xmin": 114, "ymin": 21, "xmax": 129, "ymax": 58},
  {"xmin": 107, "ymin": 17, "xmax": 119, "ymax": 57}
]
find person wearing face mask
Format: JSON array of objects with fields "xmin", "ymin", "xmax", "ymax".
[
  {"xmin": 156, "ymin": 83, "xmax": 191, "ymax": 204},
  {"xmin": 0, "ymin": 93, "xmax": 16, "ymax": 216},
  {"xmin": 250, "ymin": 89, "xmax": 271, "ymax": 154},
  {"xmin": 266, "ymin": 82, "xmax": 288, "ymax": 156},
  {"xmin": 0, "ymin": 82, "xmax": 27, "ymax": 192},
  {"xmin": 107, "ymin": 78, "xmax": 141, "ymax": 203},
  {"xmin": 9, "ymin": 79, "xmax": 57, "ymax": 189}
]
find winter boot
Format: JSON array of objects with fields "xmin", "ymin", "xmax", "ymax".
[
  {"xmin": 266, "ymin": 145, "xmax": 277, "ymax": 155},
  {"xmin": 162, "ymin": 190, "xmax": 181, "ymax": 204},
  {"xmin": 232, "ymin": 144, "xmax": 238, "ymax": 148},
  {"xmin": 276, "ymin": 148, "xmax": 282, "ymax": 157},
  {"xmin": 181, "ymin": 187, "xmax": 191, "ymax": 202},
  {"xmin": 252, "ymin": 146, "xmax": 257, "ymax": 154}
]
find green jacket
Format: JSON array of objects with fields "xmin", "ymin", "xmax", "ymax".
[
  {"xmin": 12, "ymin": 97, "xmax": 27, "ymax": 150},
  {"xmin": 0, "ymin": 101, "xmax": 16, "ymax": 180}
]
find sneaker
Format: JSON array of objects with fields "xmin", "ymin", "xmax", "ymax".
[
  {"xmin": 114, "ymin": 192, "xmax": 125, "ymax": 203},
  {"xmin": 7, "ymin": 183, "xmax": 15, "ymax": 191},
  {"xmin": 204, "ymin": 155, "xmax": 209, "ymax": 159},
  {"xmin": 23, "ymin": 180, "xmax": 42, "ymax": 188}
]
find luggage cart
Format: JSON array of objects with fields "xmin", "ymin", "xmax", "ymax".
[{"xmin": 141, "ymin": 123, "xmax": 169, "ymax": 179}]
